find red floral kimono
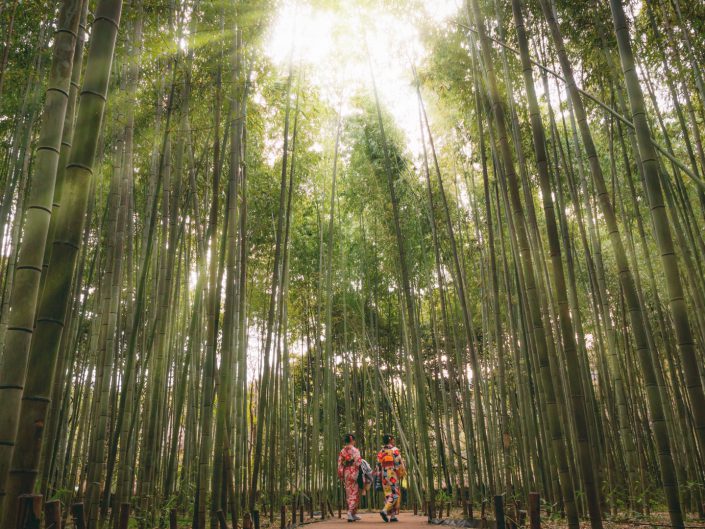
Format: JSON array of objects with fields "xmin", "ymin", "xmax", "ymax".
[{"xmin": 337, "ymin": 445, "xmax": 362, "ymax": 513}]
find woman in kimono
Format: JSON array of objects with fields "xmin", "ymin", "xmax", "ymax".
[
  {"xmin": 338, "ymin": 433, "xmax": 362, "ymax": 522},
  {"xmin": 376, "ymin": 434, "xmax": 406, "ymax": 522}
]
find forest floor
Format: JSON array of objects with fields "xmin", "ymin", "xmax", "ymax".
[
  {"xmin": 481, "ymin": 511, "xmax": 705, "ymax": 529},
  {"xmin": 543, "ymin": 515, "xmax": 705, "ymax": 529}
]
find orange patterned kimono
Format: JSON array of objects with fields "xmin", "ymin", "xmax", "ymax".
[
  {"xmin": 376, "ymin": 445, "xmax": 404, "ymax": 516},
  {"xmin": 338, "ymin": 445, "xmax": 362, "ymax": 513}
]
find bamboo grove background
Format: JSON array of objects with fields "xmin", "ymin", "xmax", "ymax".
[{"xmin": 0, "ymin": 0, "xmax": 704, "ymax": 529}]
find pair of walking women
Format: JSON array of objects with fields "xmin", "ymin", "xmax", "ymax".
[{"xmin": 337, "ymin": 433, "xmax": 406, "ymax": 523}]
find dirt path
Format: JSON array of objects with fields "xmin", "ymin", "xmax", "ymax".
[{"xmin": 314, "ymin": 512, "xmax": 428, "ymax": 529}]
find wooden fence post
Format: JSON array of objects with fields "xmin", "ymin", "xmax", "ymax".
[
  {"xmin": 528, "ymin": 493, "xmax": 540, "ymax": 529},
  {"xmin": 16, "ymin": 495, "xmax": 42, "ymax": 529},
  {"xmin": 494, "ymin": 496, "xmax": 505, "ymax": 529},
  {"xmin": 44, "ymin": 499, "xmax": 61, "ymax": 529}
]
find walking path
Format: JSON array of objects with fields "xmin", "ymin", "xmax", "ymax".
[{"xmin": 315, "ymin": 512, "xmax": 427, "ymax": 529}]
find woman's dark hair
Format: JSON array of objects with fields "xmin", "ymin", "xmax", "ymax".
[
  {"xmin": 382, "ymin": 434, "xmax": 394, "ymax": 445},
  {"xmin": 343, "ymin": 433, "xmax": 355, "ymax": 444}
]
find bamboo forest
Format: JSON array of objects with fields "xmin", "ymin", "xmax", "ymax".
[{"xmin": 1, "ymin": 0, "xmax": 705, "ymax": 529}]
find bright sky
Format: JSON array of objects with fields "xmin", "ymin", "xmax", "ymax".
[{"xmin": 264, "ymin": 0, "xmax": 460, "ymax": 156}]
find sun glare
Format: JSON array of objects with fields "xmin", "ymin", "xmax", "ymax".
[{"xmin": 264, "ymin": 0, "xmax": 460, "ymax": 156}]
